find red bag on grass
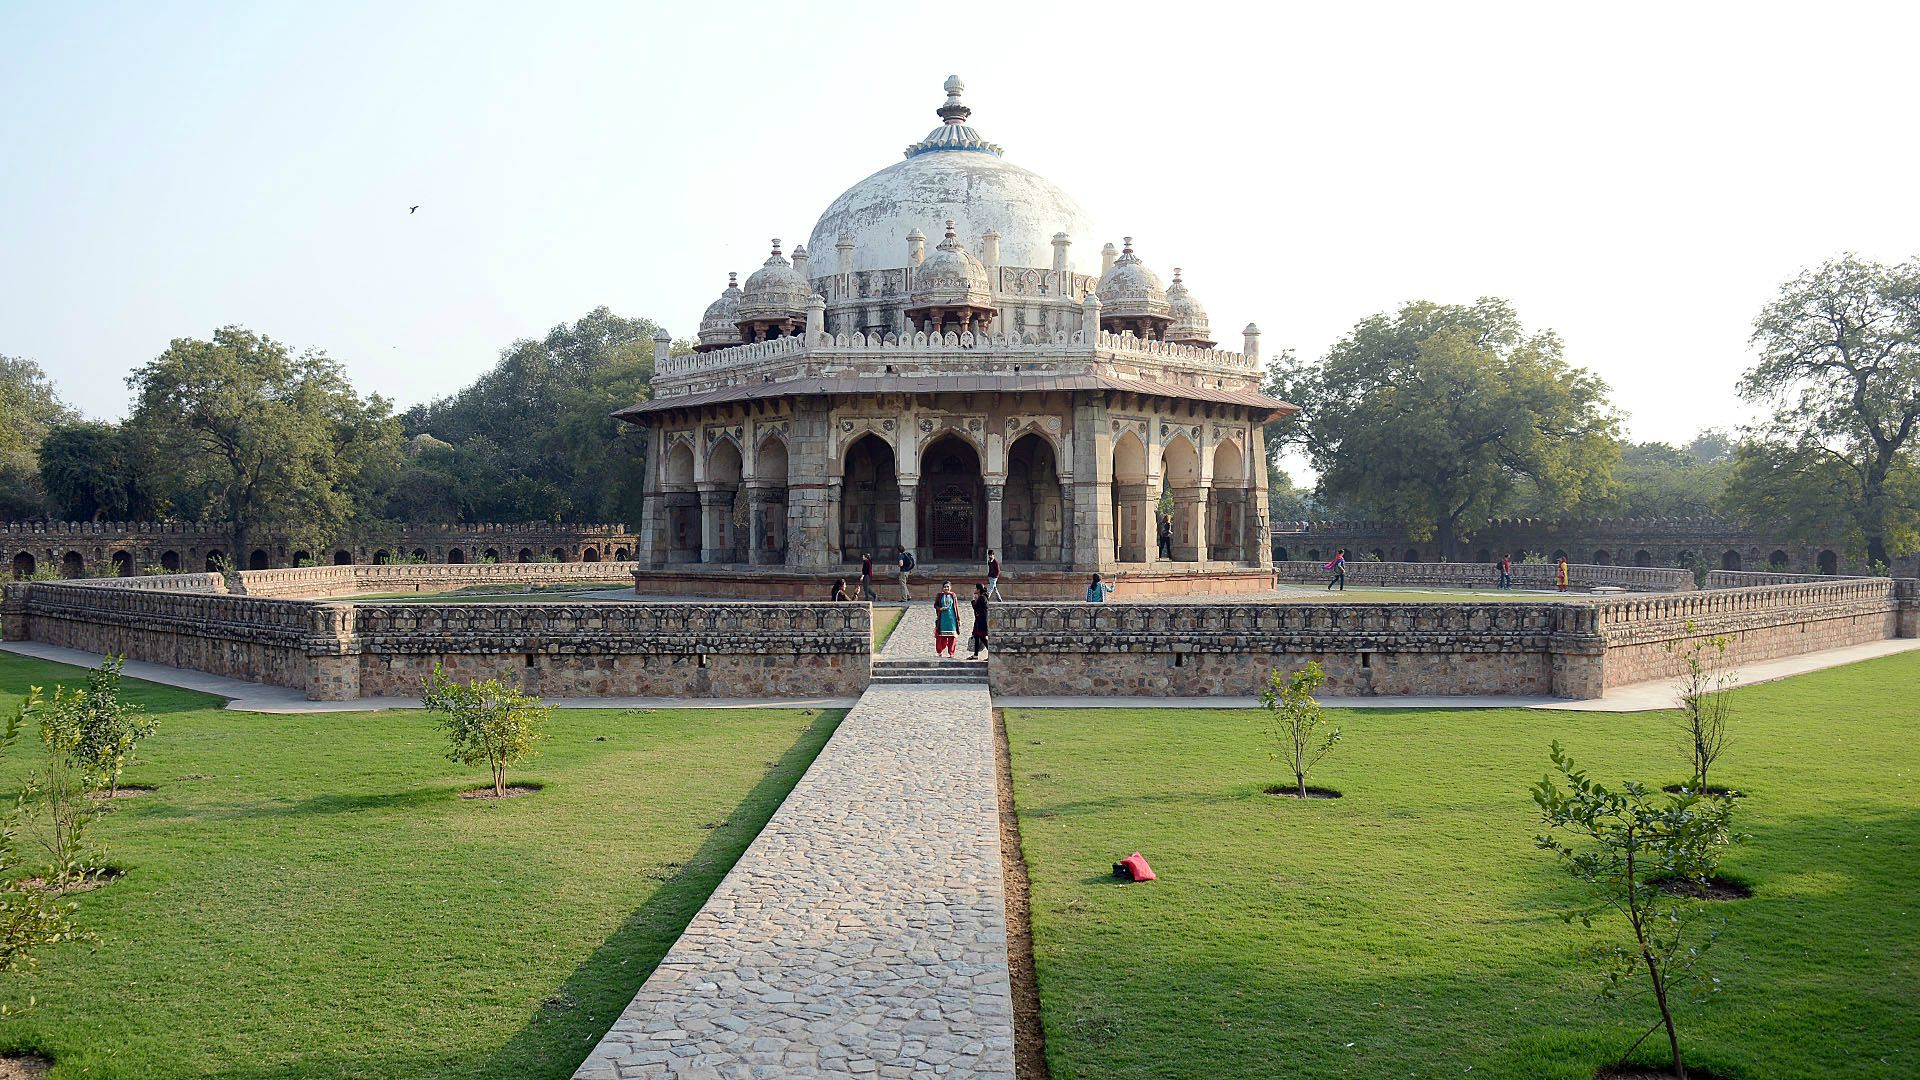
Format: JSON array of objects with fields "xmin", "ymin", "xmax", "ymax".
[{"xmin": 1112, "ymin": 852, "xmax": 1157, "ymax": 882}]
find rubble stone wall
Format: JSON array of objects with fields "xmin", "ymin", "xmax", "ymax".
[{"xmin": 1273, "ymin": 560, "xmax": 1693, "ymax": 592}]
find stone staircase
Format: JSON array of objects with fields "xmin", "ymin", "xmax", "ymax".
[{"xmin": 870, "ymin": 657, "xmax": 989, "ymax": 686}]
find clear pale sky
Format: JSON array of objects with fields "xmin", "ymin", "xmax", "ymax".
[{"xmin": 3, "ymin": 1, "xmax": 1916, "ymax": 448}]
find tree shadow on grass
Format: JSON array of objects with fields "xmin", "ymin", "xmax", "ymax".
[{"xmin": 122, "ymin": 784, "xmax": 460, "ymax": 823}]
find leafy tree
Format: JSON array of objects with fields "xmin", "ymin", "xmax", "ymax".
[
  {"xmin": 37, "ymin": 422, "xmax": 158, "ymax": 522},
  {"xmin": 1666, "ymin": 625, "xmax": 1733, "ymax": 793},
  {"xmin": 1268, "ymin": 299, "xmax": 1620, "ymax": 558},
  {"xmin": 124, "ymin": 326, "xmax": 403, "ymax": 557},
  {"xmin": 1612, "ymin": 432, "xmax": 1735, "ymax": 519},
  {"xmin": 1726, "ymin": 254, "xmax": 1920, "ymax": 568},
  {"xmin": 421, "ymin": 665, "xmax": 549, "ymax": 797},
  {"xmin": 1266, "ymin": 461, "xmax": 1311, "ymax": 523},
  {"xmin": 1533, "ymin": 742, "xmax": 1738, "ymax": 1080},
  {"xmin": 41, "ymin": 657, "xmax": 156, "ymax": 798},
  {"xmin": 1258, "ymin": 661, "xmax": 1340, "ymax": 797},
  {"xmin": 0, "ymin": 355, "xmax": 77, "ymax": 519}
]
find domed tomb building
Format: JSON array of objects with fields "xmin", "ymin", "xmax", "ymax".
[{"xmin": 619, "ymin": 77, "xmax": 1296, "ymax": 595}]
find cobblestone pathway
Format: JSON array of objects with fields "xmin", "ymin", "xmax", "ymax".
[{"xmin": 573, "ymin": 634, "xmax": 1012, "ymax": 1078}]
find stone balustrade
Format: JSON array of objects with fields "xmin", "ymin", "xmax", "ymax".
[{"xmin": 1271, "ymin": 559, "xmax": 1693, "ymax": 592}]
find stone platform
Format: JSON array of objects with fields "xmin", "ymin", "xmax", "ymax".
[{"xmin": 630, "ymin": 562, "xmax": 1275, "ymax": 600}]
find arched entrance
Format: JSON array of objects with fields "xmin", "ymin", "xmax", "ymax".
[
  {"xmin": 1818, "ymin": 549, "xmax": 1838, "ymax": 574},
  {"xmin": 841, "ymin": 434, "xmax": 900, "ymax": 561},
  {"xmin": 112, "ymin": 551, "xmax": 133, "ymax": 576},
  {"xmin": 12, "ymin": 552, "xmax": 35, "ymax": 579},
  {"xmin": 664, "ymin": 442, "xmax": 700, "ymax": 563},
  {"xmin": 250, "ymin": 549, "xmax": 270, "ymax": 570},
  {"xmin": 61, "ymin": 551, "xmax": 86, "ymax": 578},
  {"xmin": 447, "ymin": 548, "xmax": 465, "ymax": 564},
  {"xmin": 581, "ymin": 547, "xmax": 598, "ymax": 563},
  {"xmin": 292, "ymin": 550, "xmax": 312, "ymax": 566},
  {"xmin": 333, "ymin": 550, "xmax": 353, "ymax": 565},
  {"xmin": 549, "ymin": 547, "xmax": 569, "ymax": 562},
  {"xmin": 752, "ymin": 436, "xmax": 790, "ymax": 564},
  {"xmin": 1592, "ymin": 549, "xmax": 1613, "ymax": 565},
  {"xmin": 1110, "ymin": 430, "xmax": 1149, "ymax": 563},
  {"xmin": 1208, "ymin": 439, "xmax": 1247, "ymax": 562},
  {"xmin": 516, "ymin": 548, "xmax": 533, "ymax": 563},
  {"xmin": 161, "ymin": 550, "xmax": 180, "ymax": 571},
  {"xmin": 704, "ymin": 440, "xmax": 744, "ymax": 563},
  {"xmin": 1161, "ymin": 435, "xmax": 1202, "ymax": 561},
  {"xmin": 1769, "ymin": 549, "xmax": 1789, "ymax": 569},
  {"xmin": 1721, "ymin": 550, "xmax": 1742, "ymax": 571},
  {"xmin": 1004, "ymin": 434, "xmax": 1062, "ymax": 562},
  {"xmin": 917, "ymin": 434, "xmax": 983, "ymax": 562}
]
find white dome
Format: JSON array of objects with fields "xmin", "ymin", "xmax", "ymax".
[{"xmin": 806, "ymin": 77, "xmax": 1097, "ymax": 278}]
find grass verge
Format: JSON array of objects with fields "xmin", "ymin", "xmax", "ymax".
[
  {"xmin": 1006, "ymin": 651, "xmax": 1920, "ymax": 1079},
  {"xmin": 0, "ymin": 652, "xmax": 840, "ymax": 1079}
]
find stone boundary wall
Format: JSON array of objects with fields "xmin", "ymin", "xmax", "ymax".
[
  {"xmin": 629, "ymin": 565, "xmax": 1275, "ymax": 601},
  {"xmin": 1703, "ymin": 569, "xmax": 1847, "ymax": 588},
  {"xmin": 1273, "ymin": 560, "xmax": 1693, "ymax": 593},
  {"xmin": 239, "ymin": 562, "xmax": 640, "ymax": 599},
  {"xmin": 3, "ymin": 575, "xmax": 869, "ymax": 701},
  {"xmin": 987, "ymin": 578, "xmax": 1918, "ymax": 699}
]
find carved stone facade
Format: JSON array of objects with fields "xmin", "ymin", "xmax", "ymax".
[{"xmin": 624, "ymin": 78, "xmax": 1295, "ymax": 582}]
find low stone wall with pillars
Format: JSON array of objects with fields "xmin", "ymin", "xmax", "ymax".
[
  {"xmin": 237, "ymin": 562, "xmax": 639, "ymax": 599},
  {"xmin": 1273, "ymin": 560, "xmax": 1695, "ymax": 592},
  {"xmin": 629, "ymin": 564, "xmax": 1275, "ymax": 601},
  {"xmin": 4, "ymin": 572, "xmax": 870, "ymax": 701}
]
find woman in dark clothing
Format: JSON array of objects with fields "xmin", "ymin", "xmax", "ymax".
[
  {"xmin": 830, "ymin": 578, "xmax": 850, "ymax": 601},
  {"xmin": 969, "ymin": 583, "xmax": 989, "ymax": 659}
]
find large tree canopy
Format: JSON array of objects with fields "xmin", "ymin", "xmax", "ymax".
[
  {"xmin": 125, "ymin": 327, "xmax": 402, "ymax": 557},
  {"xmin": 0, "ymin": 354, "xmax": 76, "ymax": 518},
  {"xmin": 392, "ymin": 306, "xmax": 675, "ymax": 523},
  {"xmin": 1724, "ymin": 254, "xmax": 1920, "ymax": 568},
  {"xmin": 1610, "ymin": 431, "xmax": 1734, "ymax": 519},
  {"xmin": 37, "ymin": 421, "xmax": 158, "ymax": 522},
  {"xmin": 1268, "ymin": 299, "xmax": 1619, "ymax": 557}
]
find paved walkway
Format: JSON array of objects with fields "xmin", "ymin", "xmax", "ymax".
[{"xmin": 573, "ymin": 679, "xmax": 1012, "ymax": 1079}]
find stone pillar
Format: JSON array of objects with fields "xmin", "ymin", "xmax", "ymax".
[
  {"xmin": 985, "ymin": 483, "xmax": 1005, "ymax": 562},
  {"xmin": 1072, "ymin": 395, "xmax": 1114, "ymax": 573},
  {"xmin": 1173, "ymin": 485, "xmax": 1210, "ymax": 562},
  {"xmin": 1249, "ymin": 419, "xmax": 1273, "ymax": 569},
  {"xmin": 785, "ymin": 399, "xmax": 835, "ymax": 568},
  {"xmin": 699, "ymin": 487, "xmax": 735, "ymax": 563},
  {"xmin": 824, "ymin": 479, "xmax": 843, "ymax": 565},
  {"xmin": 898, "ymin": 482, "xmax": 918, "ymax": 558},
  {"xmin": 635, "ymin": 424, "xmax": 666, "ymax": 569},
  {"xmin": 1115, "ymin": 484, "xmax": 1150, "ymax": 563}
]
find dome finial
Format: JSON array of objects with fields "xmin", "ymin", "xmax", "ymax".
[{"xmin": 938, "ymin": 75, "xmax": 970, "ymax": 125}]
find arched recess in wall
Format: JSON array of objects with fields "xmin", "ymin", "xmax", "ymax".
[
  {"xmin": 1721, "ymin": 550, "xmax": 1741, "ymax": 571},
  {"xmin": 1005, "ymin": 433, "xmax": 1062, "ymax": 562},
  {"xmin": 411, "ymin": 548, "xmax": 428, "ymax": 561},
  {"xmin": 581, "ymin": 547, "xmax": 599, "ymax": 562},
  {"xmin": 614, "ymin": 547, "xmax": 630, "ymax": 561},
  {"xmin": 918, "ymin": 433, "xmax": 984, "ymax": 562},
  {"xmin": 447, "ymin": 548, "xmax": 465, "ymax": 564},
  {"xmin": 1404, "ymin": 548, "xmax": 1421, "ymax": 563},
  {"xmin": 841, "ymin": 433, "xmax": 900, "ymax": 562},
  {"xmin": 516, "ymin": 548, "xmax": 533, "ymax": 563},
  {"xmin": 61, "ymin": 551, "xmax": 86, "ymax": 578},
  {"xmin": 1160, "ymin": 435, "xmax": 1201, "ymax": 560},
  {"xmin": 1275, "ymin": 547, "xmax": 1289, "ymax": 562},
  {"xmin": 708, "ymin": 439, "xmax": 745, "ymax": 563},
  {"xmin": 1110, "ymin": 429, "xmax": 1148, "ymax": 563},
  {"xmin": 112, "ymin": 550, "xmax": 133, "ymax": 576},
  {"xmin": 755, "ymin": 435, "xmax": 790, "ymax": 563},
  {"xmin": 1207, "ymin": 439, "xmax": 1247, "ymax": 561},
  {"xmin": 1634, "ymin": 549, "xmax": 1652, "ymax": 567},
  {"xmin": 1674, "ymin": 550, "xmax": 1694, "ymax": 569},
  {"xmin": 333, "ymin": 550, "xmax": 353, "ymax": 565},
  {"xmin": 1818, "ymin": 549, "xmax": 1838, "ymax": 574},
  {"xmin": 1592, "ymin": 549, "xmax": 1612, "ymax": 565},
  {"xmin": 250, "ymin": 549, "xmax": 270, "ymax": 570},
  {"xmin": 11, "ymin": 552, "xmax": 35, "ymax": 579},
  {"xmin": 482, "ymin": 548, "xmax": 499, "ymax": 563},
  {"xmin": 161, "ymin": 550, "xmax": 180, "ymax": 571},
  {"xmin": 549, "ymin": 547, "xmax": 569, "ymax": 562},
  {"xmin": 1476, "ymin": 548, "xmax": 1492, "ymax": 563},
  {"xmin": 664, "ymin": 441, "xmax": 701, "ymax": 564},
  {"xmin": 1373, "ymin": 548, "xmax": 1387, "ymax": 562},
  {"xmin": 373, "ymin": 549, "xmax": 391, "ymax": 564},
  {"xmin": 204, "ymin": 550, "xmax": 225, "ymax": 572},
  {"xmin": 292, "ymin": 550, "xmax": 311, "ymax": 566},
  {"xmin": 1769, "ymin": 549, "xmax": 1789, "ymax": 569}
]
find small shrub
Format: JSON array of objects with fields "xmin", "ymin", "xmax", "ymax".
[
  {"xmin": 1666, "ymin": 623, "xmax": 1732, "ymax": 792},
  {"xmin": 1519, "ymin": 551, "xmax": 1548, "ymax": 565},
  {"xmin": 14, "ymin": 691, "xmax": 106, "ymax": 889},
  {"xmin": 1258, "ymin": 661, "xmax": 1340, "ymax": 798},
  {"xmin": 0, "ymin": 694, "xmax": 87, "ymax": 996},
  {"xmin": 1533, "ymin": 741, "xmax": 1739, "ymax": 1079},
  {"xmin": 421, "ymin": 665, "xmax": 549, "ymax": 797},
  {"xmin": 139, "ymin": 564, "xmax": 170, "ymax": 576},
  {"xmin": 41, "ymin": 657, "xmax": 156, "ymax": 799},
  {"xmin": 208, "ymin": 555, "xmax": 236, "ymax": 576}
]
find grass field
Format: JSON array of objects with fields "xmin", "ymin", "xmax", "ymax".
[
  {"xmin": 872, "ymin": 606, "xmax": 904, "ymax": 650},
  {"xmin": 1006, "ymin": 652, "xmax": 1920, "ymax": 1079},
  {"xmin": 0, "ymin": 653, "xmax": 841, "ymax": 1079}
]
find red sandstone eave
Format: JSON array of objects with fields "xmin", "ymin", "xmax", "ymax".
[{"xmin": 610, "ymin": 375, "xmax": 1298, "ymax": 422}]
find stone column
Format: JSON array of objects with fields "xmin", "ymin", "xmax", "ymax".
[
  {"xmin": 699, "ymin": 487, "xmax": 735, "ymax": 563},
  {"xmin": 985, "ymin": 483, "xmax": 1005, "ymax": 562},
  {"xmin": 1173, "ymin": 485, "xmax": 1210, "ymax": 562},
  {"xmin": 1249, "ymin": 419, "xmax": 1273, "ymax": 569},
  {"xmin": 636, "ymin": 424, "xmax": 666, "ymax": 568},
  {"xmin": 1115, "ymin": 484, "xmax": 1149, "ymax": 563},
  {"xmin": 824, "ymin": 479, "xmax": 843, "ymax": 565},
  {"xmin": 747, "ymin": 485, "xmax": 768, "ymax": 565},
  {"xmin": 1072, "ymin": 395, "xmax": 1114, "ymax": 573},
  {"xmin": 897, "ymin": 482, "xmax": 918, "ymax": 558}
]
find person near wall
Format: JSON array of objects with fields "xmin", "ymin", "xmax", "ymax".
[
  {"xmin": 1156, "ymin": 515, "xmax": 1174, "ymax": 560},
  {"xmin": 898, "ymin": 547, "xmax": 915, "ymax": 600},
  {"xmin": 968, "ymin": 582, "xmax": 989, "ymax": 659},
  {"xmin": 859, "ymin": 552, "xmax": 877, "ymax": 601},
  {"xmin": 1556, "ymin": 555, "xmax": 1571, "ymax": 592},
  {"xmin": 933, "ymin": 580, "xmax": 960, "ymax": 656},
  {"xmin": 1498, "ymin": 553, "xmax": 1514, "ymax": 589},
  {"xmin": 1324, "ymin": 549, "xmax": 1348, "ymax": 591},
  {"xmin": 1086, "ymin": 573, "xmax": 1116, "ymax": 603},
  {"xmin": 830, "ymin": 578, "xmax": 850, "ymax": 601},
  {"xmin": 986, "ymin": 549, "xmax": 1003, "ymax": 601}
]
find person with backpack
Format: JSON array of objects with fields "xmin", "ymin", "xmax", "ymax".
[
  {"xmin": 985, "ymin": 549, "xmax": 1003, "ymax": 600},
  {"xmin": 1497, "ymin": 553, "xmax": 1513, "ymax": 589},
  {"xmin": 898, "ymin": 547, "xmax": 915, "ymax": 600},
  {"xmin": 1086, "ymin": 573, "xmax": 1115, "ymax": 603},
  {"xmin": 1323, "ymin": 548, "xmax": 1347, "ymax": 591},
  {"xmin": 859, "ymin": 552, "xmax": 877, "ymax": 601}
]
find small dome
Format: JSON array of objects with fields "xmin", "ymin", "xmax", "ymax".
[
  {"xmin": 737, "ymin": 240, "xmax": 811, "ymax": 324},
  {"xmin": 697, "ymin": 273, "xmax": 745, "ymax": 350},
  {"xmin": 910, "ymin": 221, "xmax": 993, "ymax": 311},
  {"xmin": 1096, "ymin": 237, "xmax": 1169, "ymax": 321},
  {"xmin": 1164, "ymin": 268, "xmax": 1214, "ymax": 346}
]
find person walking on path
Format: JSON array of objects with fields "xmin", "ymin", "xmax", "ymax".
[
  {"xmin": 859, "ymin": 553, "xmax": 877, "ymax": 600},
  {"xmin": 1086, "ymin": 573, "xmax": 1116, "ymax": 603},
  {"xmin": 1556, "ymin": 555, "xmax": 1571, "ymax": 593},
  {"xmin": 1323, "ymin": 549, "xmax": 1348, "ymax": 591},
  {"xmin": 986, "ymin": 549, "xmax": 1003, "ymax": 600},
  {"xmin": 1156, "ymin": 515, "xmax": 1174, "ymax": 560},
  {"xmin": 968, "ymin": 583, "xmax": 989, "ymax": 659},
  {"xmin": 898, "ymin": 547, "xmax": 915, "ymax": 600},
  {"xmin": 1497, "ymin": 553, "xmax": 1514, "ymax": 589},
  {"xmin": 933, "ymin": 581, "xmax": 960, "ymax": 656},
  {"xmin": 830, "ymin": 578, "xmax": 850, "ymax": 601}
]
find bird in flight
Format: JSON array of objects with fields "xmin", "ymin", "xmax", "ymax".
[{"xmin": 409, "ymin": 205, "xmax": 420, "ymax": 214}]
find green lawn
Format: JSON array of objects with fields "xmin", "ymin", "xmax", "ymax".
[
  {"xmin": 873, "ymin": 606, "xmax": 904, "ymax": 650},
  {"xmin": 0, "ymin": 653, "xmax": 841, "ymax": 1079},
  {"xmin": 1007, "ymin": 652, "xmax": 1920, "ymax": 1079}
]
